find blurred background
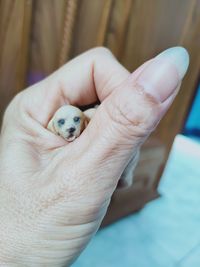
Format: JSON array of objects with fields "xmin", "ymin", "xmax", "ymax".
[{"xmin": 0, "ymin": 0, "xmax": 200, "ymax": 266}]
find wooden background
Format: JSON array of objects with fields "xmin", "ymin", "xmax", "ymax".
[{"xmin": 0, "ymin": 0, "xmax": 200, "ymax": 222}]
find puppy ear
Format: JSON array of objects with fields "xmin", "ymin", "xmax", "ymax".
[
  {"xmin": 84, "ymin": 116, "xmax": 89, "ymax": 129},
  {"xmin": 83, "ymin": 108, "xmax": 97, "ymax": 121},
  {"xmin": 83, "ymin": 108, "xmax": 97, "ymax": 130},
  {"xmin": 79, "ymin": 114, "xmax": 88, "ymax": 132},
  {"xmin": 47, "ymin": 118, "xmax": 56, "ymax": 134}
]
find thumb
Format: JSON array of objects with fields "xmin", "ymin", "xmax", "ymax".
[{"xmin": 79, "ymin": 47, "xmax": 189, "ymax": 186}]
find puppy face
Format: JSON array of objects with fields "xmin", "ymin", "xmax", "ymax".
[{"xmin": 48, "ymin": 105, "xmax": 86, "ymax": 141}]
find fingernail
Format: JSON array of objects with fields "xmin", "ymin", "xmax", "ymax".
[{"xmin": 136, "ymin": 47, "xmax": 189, "ymax": 102}]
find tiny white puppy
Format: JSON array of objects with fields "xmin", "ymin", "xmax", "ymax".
[
  {"xmin": 47, "ymin": 104, "xmax": 139, "ymax": 188},
  {"xmin": 47, "ymin": 105, "xmax": 89, "ymax": 142}
]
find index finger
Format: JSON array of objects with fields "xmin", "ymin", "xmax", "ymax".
[{"xmin": 21, "ymin": 47, "xmax": 131, "ymax": 126}]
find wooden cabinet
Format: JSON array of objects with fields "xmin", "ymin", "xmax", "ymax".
[{"xmin": 1, "ymin": 0, "xmax": 200, "ymax": 224}]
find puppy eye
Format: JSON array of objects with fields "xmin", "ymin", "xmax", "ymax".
[
  {"xmin": 57, "ymin": 119, "xmax": 65, "ymax": 125},
  {"xmin": 74, "ymin": 116, "xmax": 80, "ymax": 123}
]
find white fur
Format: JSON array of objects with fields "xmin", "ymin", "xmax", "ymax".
[{"xmin": 47, "ymin": 104, "xmax": 138, "ymax": 187}]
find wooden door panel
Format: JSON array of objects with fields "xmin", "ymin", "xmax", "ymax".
[
  {"xmin": 0, "ymin": 0, "xmax": 32, "ymax": 120},
  {"xmin": 28, "ymin": 0, "xmax": 67, "ymax": 84},
  {"xmin": 71, "ymin": 0, "xmax": 112, "ymax": 56}
]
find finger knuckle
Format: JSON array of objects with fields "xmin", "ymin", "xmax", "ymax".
[
  {"xmin": 90, "ymin": 46, "xmax": 113, "ymax": 58},
  {"xmin": 106, "ymin": 87, "xmax": 160, "ymax": 138},
  {"xmin": 3, "ymin": 92, "xmax": 23, "ymax": 120}
]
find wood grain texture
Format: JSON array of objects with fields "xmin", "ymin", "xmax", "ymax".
[
  {"xmin": 58, "ymin": 0, "xmax": 78, "ymax": 66},
  {"xmin": 121, "ymin": 0, "xmax": 192, "ymax": 70},
  {"xmin": 71, "ymin": 0, "xmax": 113, "ymax": 57},
  {"xmin": 28, "ymin": 0, "xmax": 67, "ymax": 84},
  {"xmin": 105, "ymin": 0, "xmax": 132, "ymax": 58},
  {"xmin": 0, "ymin": 0, "xmax": 32, "ymax": 119}
]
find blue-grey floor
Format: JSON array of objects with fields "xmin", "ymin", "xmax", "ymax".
[{"xmin": 73, "ymin": 135, "xmax": 200, "ymax": 267}]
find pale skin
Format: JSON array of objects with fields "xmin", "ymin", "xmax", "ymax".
[{"xmin": 0, "ymin": 47, "xmax": 188, "ymax": 266}]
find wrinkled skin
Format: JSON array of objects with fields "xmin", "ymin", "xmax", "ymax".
[{"xmin": 0, "ymin": 47, "xmax": 185, "ymax": 266}]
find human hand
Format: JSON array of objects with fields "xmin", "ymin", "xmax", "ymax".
[{"xmin": 0, "ymin": 47, "xmax": 189, "ymax": 266}]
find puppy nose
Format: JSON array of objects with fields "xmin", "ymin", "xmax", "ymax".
[{"xmin": 68, "ymin": 127, "xmax": 76, "ymax": 133}]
